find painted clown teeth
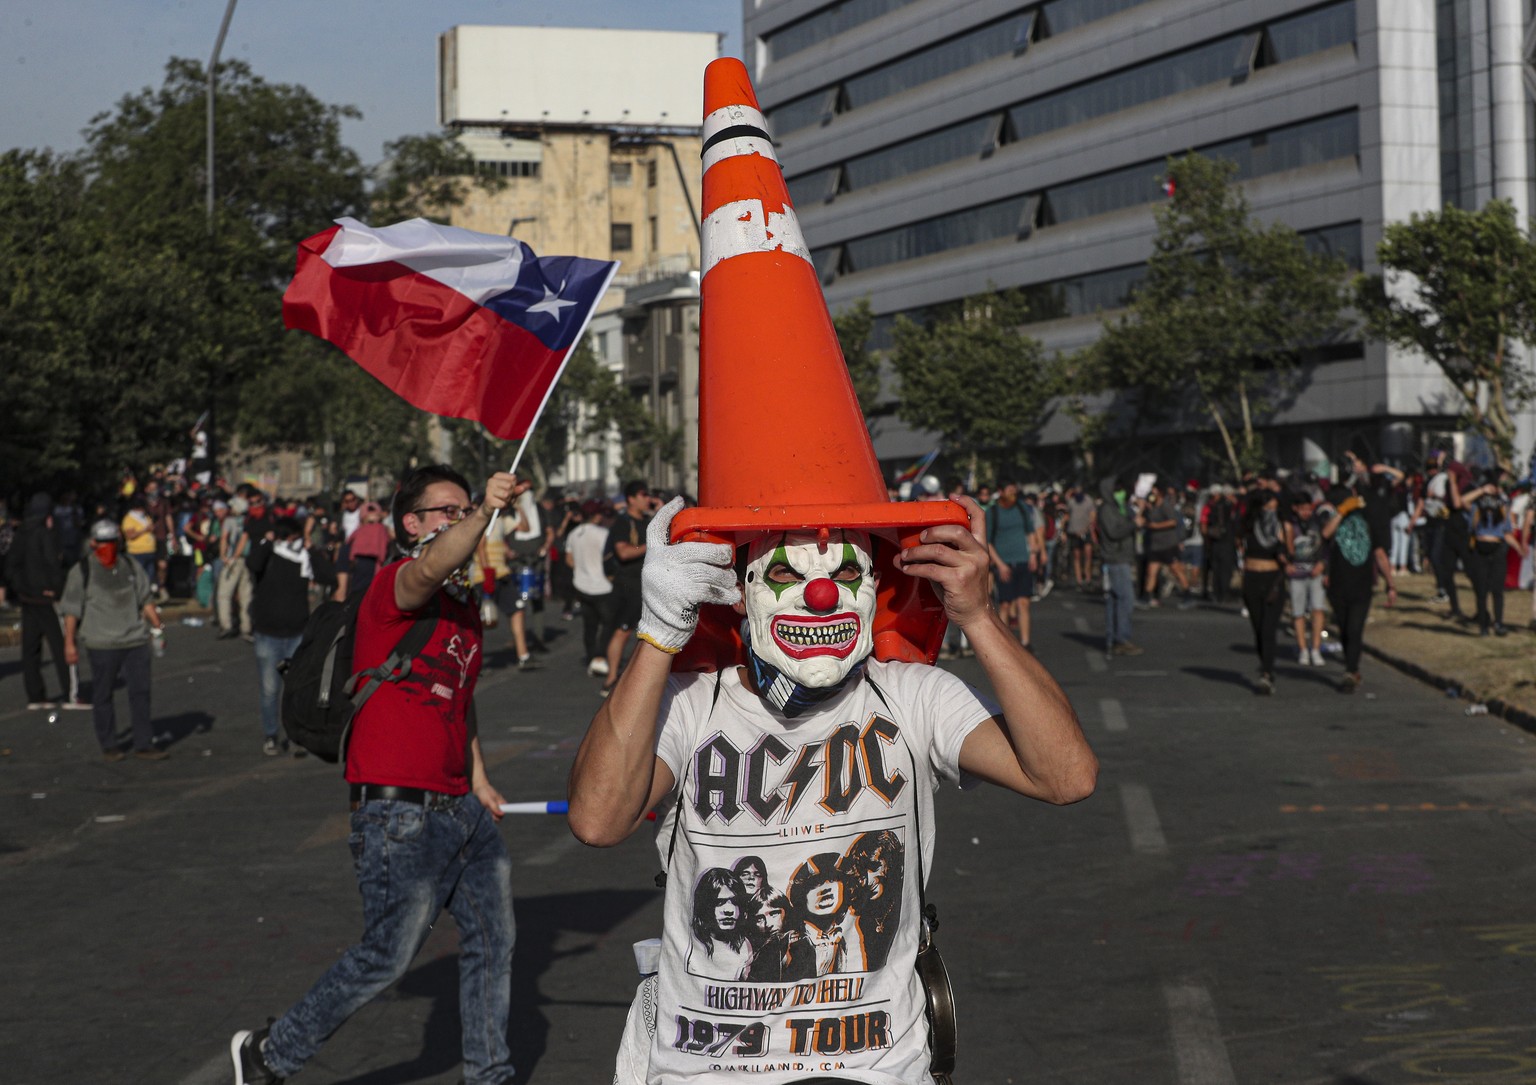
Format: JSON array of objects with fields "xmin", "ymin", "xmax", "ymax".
[{"xmin": 776, "ymin": 621, "xmax": 857, "ymax": 647}]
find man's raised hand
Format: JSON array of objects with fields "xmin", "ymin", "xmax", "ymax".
[
  {"xmin": 636, "ymin": 496, "xmax": 741, "ymax": 654},
  {"xmin": 893, "ymin": 495, "xmax": 993, "ymax": 627}
]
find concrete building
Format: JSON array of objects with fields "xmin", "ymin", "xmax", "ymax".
[
  {"xmin": 437, "ymin": 26, "xmax": 718, "ymax": 495},
  {"xmin": 744, "ymin": 0, "xmax": 1536, "ymax": 479}
]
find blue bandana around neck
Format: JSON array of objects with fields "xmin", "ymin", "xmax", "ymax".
[{"xmin": 741, "ymin": 619, "xmax": 866, "ymax": 719}]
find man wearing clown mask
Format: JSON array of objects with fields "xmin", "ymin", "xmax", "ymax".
[{"xmin": 570, "ymin": 496, "xmax": 1097, "ymax": 1084}]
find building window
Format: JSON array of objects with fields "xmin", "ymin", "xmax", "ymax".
[
  {"xmin": 860, "ymin": 220, "xmax": 1360, "ymax": 346},
  {"xmin": 823, "ymin": 112, "xmax": 1358, "ymax": 279},
  {"xmin": 841, "ymin": 115, "xmax": 996, "ymax": 192},
  {"xmin": 476, "ymin": 160, "xmax": 540, "ymax": 178},
  {"xmin": 647, "ymin": 160, "xmax": 658, "ymax": 188},
  {"xmin": 611, "ymin": 222, "xmax": 634, "ymax": 251},
  {"xmin": 649, "ymin": 216, "xmax": 659, "ymax": 251},
  {"xmin": 611, "ymin": 161, "xmax": 633, "ymax": 185},
  {"xmin": 766, "ymin": 0, "xmax": 920, "ymax": 62},
  {"xmin": 766, "ymin": 0, "xmax": 1352, "ymax": 140},
  {"xmin": 783, "ymin": 0, "xmax": 1356, "ymax": 201},
  {"xmin": 843, "ymin": 14, "xmax": 1033, "ymax": 109}
]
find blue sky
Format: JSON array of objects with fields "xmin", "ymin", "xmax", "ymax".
[{"xmin": 1, "ymin": 0, "xmax": 741, "ymax": 163}]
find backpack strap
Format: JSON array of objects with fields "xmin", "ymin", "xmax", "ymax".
[
  {"xmin": 345, "ymin": 594, "xmax": 443, "ymax": 710},
  {"xmin": 335, "ymin": 595, "xmax": 443, "ymax": 768}
]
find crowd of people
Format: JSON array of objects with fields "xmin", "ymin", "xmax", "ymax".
[
  {"xmin": 4, "ymin": 449, "xmax": 1532, "ymax": 756},
  {"xmin": 903, "ymin": 445, "xmax": 1534, "ymax": 696}
]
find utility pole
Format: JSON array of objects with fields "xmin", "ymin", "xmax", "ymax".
[{"xmin": 204, "ymin": 0, "xmax": 238, "ymax": 485}]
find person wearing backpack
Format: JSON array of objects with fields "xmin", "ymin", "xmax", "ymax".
[
  {"xmin": 232, "ymin": 465, "xmax": 521, "ymax": 1085},
  {"xmin": 59, "ymin": 520, "xmax": 166, "ymax": 759},
  {"xmin": 986, "ymin": 481, "xmax": 1043, "ymax": 651}
]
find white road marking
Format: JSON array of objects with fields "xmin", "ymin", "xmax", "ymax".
[
  {"xmin": 1120, "ymin": 783, "xmax": 1168, "ymax": 855},
  {"xmin": 1073, "ymin": 616, "xmax": 1090, "ymax": 633},
  {"xmin": 523, "ymin": 833, "xmax": 580, "ymax": 867},
  {"xmin": 1164, "ymin": 984, "xmax": 1238, "ymax": 1085},
  {"xmin": 1100, "ymin": 698, "xmax": 1128, "ymax": 732},
  {"xmin": 1085, "ymin": 650, "xmax": 1107, "ymax": 673}
]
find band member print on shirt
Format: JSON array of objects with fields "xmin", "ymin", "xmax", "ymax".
[{"xmin": 684, "ymin": 830, "xmax": 905, "ymax": 981}]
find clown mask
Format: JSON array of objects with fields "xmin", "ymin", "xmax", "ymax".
[{"xmin": 742, "ymin": 530, "xmax": 877, "ymax": 688}]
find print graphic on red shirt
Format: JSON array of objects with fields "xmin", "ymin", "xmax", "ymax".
[{"xmin": 345, "ymin": 559, "xmax": 482, "ymax": 794}]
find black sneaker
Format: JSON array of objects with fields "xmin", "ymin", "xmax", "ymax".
[{"xmin": 231, "ymin": 1026, "xmax": 284, "ymax": 1084}]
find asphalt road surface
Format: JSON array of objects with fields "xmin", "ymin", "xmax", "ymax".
[{"xmin": 3, "ymin": 592, "xmax": 1534, "ymax": 1085}]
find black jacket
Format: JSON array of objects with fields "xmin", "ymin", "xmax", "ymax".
[
  {"xmin": 5, "ymin": 494, "xmax": 64, "ymax": 604},
  {"xmin": 246, "ymin": 539, "xmax": 312, "ymax": 638}
]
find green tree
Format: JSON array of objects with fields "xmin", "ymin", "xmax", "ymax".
[
  {"xmin": 370, "ymin": 132, "xmax": 503, "ymax": 226},
  {"xmin": 889, "ymin": 293, "xmax": 1056, "ymax": 480},
  {"xmin": 0, "ymin": 57, "xmax": 511, "ymax": 499},
  {"xmin": 832, "ymin": 298, "xmax": 882, "ymax": 420},
  {"xmin": 1356, "ymin": 199, "xmax": 1536, "ymax": 471},
  {"xmin": 1083, "ymin": 154, "xmax": 1347, "ymax": 477}
]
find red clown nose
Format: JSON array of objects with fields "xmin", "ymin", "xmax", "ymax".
[{"xmin": 803, "ymin": 578, "xmax": 839, "ymax": 612}]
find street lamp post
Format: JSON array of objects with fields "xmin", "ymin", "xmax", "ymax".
[{"xmin": 204, "ymin": 0, "xmax": 238, "ymax": 486}]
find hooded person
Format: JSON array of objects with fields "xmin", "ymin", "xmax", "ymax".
[
  {"xmin": 568, "ymin": 57, "xmax": 1097, "ymax": 1085},
  {"xmin": 7, "ymin": 493, "xmax": 72, "ymax": 708}
]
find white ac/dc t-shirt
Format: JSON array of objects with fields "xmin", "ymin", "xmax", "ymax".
[{"xmin": 649, "ymin": 658, "xmax": 996, "ymax": 1085}]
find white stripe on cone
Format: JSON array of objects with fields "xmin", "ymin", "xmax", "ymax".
[
  {"xmin": 702, "ymin": 199, "xmax": 812, "ymax": 277},
  {"xmin": 703, "ymin": 135, "xmax": 780, "ymax": 174}
]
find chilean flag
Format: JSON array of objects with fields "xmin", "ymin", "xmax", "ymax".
[{"xmin": 282, "ymin": 217, "xmax": 618, "ymax": 440}]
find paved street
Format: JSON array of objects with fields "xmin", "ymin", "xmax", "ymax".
[{"xmin": 4, "ymin": 595, "xmax": 1535, "ymax": 1085}]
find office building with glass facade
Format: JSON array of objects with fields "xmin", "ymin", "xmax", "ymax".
[{"xmin": 745, "ymin": 0, "xmax": 1536, "ymax": 475}]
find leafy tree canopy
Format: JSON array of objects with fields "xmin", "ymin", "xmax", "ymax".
[
  {"xmin": 890, "ymin": 292, "xmax": 1057, "ymax": 480},
  {"xmin": 1080, "ymin": 154, "xmax": 1347, "ymax": 477},
  {"xmin": 1356, "ymin": 199, "xmax": 1536, "ymax": 471},
  {"xmin": 0, "ymin": 58, "xmax": 496, "ymax": 501}
]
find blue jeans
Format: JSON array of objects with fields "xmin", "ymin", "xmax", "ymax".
[
  {"xmin": 264, "ymin": 796, "xmax": 516, "ymax": 1084},
  {"xmin": 1103, "ymin": 562, "xmax": 1135, "ymax": 646},
  {"xmin": 252, "ymin": 633, "xmax": 303, "ymax": 740}
]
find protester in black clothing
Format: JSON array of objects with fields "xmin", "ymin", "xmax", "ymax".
[
  {"xmin": 1322, "ymin": 485, "xmax": 1377, "ymax": 693},
  {"xmin": 600, "ymin": 480, "xmax": 658, "ymax": 695},
  {"xmin": 6, "ymin": 493, "xmax": 72, "ymax": 708},
  {"xmin": 1240, "ymin": 487, "xmax": 1286, "ymax": 695},
  {"xmin": 247, "ymin": 517, "xmax": 313, "ymax": 755}
]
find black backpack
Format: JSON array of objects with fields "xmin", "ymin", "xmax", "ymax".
[{"xmin": 279, "ymin": 594, "xmax": 441, "ymax": 762}]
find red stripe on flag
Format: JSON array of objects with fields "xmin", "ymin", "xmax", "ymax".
[{"xmin": 282, "ymin": 228, "xmax": 566, "ymax": 441}]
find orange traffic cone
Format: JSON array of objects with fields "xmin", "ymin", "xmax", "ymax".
[{"xmin": 670, "ymin": 57, "xmax": 970, "ymax": 671}]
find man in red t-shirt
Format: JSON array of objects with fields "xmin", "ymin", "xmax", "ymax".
[{"xmin": 233, "ymin": 465, "xmax": 523, "ymax": 1085}]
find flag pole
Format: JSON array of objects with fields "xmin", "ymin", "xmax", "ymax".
[{"xmin": 486, "ymin": 260, "xmax": 621, "ymax": 534}]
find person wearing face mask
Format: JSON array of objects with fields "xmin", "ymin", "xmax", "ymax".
[
  {"xmin": 1096, "ymin": 474, "xmax": 1143, "ymax": 656},
  {"xmin": 231, "ymin": 465, "xmax": 523, "ymax": 1085},
  {"xmin": 59, "ymin": 520, "xmax": 167, "ymax": 761},
  {"xmin": 571, "ymin": 58, "xmax": 1097, "ymax": 1085}
]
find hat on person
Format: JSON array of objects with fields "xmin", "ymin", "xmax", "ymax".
[
  {"xmin": 581, "ymin": 499, "xmax": 606, "ymax": 517},
  {"xmin": 667, "ymin": 58, "xmax": 967, "ymax": 672},
  {"xmin": 90, "ymin": 519, "xmax": 121, "ymax": 543}
]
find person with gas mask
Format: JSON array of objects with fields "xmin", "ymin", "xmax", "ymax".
[{"xmin": 59, "ymin": 520, "xmax": 167, "ymax": 761}]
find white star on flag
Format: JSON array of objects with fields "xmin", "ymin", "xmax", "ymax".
[{"xmin": 527, "ymin": 281, "xmax": 578, "ymax": 320}]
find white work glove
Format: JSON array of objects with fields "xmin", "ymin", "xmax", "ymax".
[{"xmin": 637, "ymin": 497, "xmax": 741, "ymax": 654}]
